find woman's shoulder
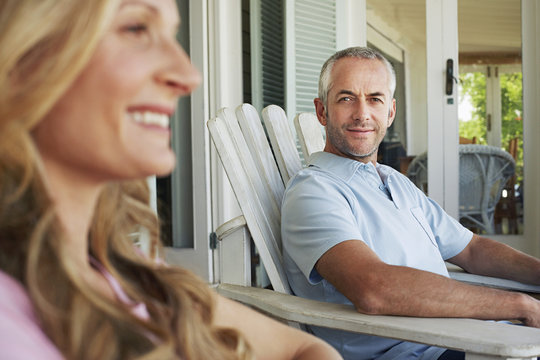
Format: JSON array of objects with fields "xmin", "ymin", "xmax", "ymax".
[
  {"xmin": 0, "ymin": 270, "xmax": 64, "ymax": 359},
  {"xmin": 0, "ymin": 270, "xmax": 34, "ymax": 313}
]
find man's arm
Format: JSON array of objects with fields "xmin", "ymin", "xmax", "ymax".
[
  {"xmin": 448, "ymin": 234, "xmax": 540, "ymax": 285},
  {"xmin": 315, "ymin": 239, "xmax": 540, "ymax": 327}
]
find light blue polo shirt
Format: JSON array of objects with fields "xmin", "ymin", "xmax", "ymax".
[{"xmin": 281, "ymin": 151, "xmax": 473, "ymax": 360}]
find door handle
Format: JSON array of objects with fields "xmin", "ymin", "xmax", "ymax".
[{"xmin": 446, "ymin": 59, "xmax": 457, "ymax": 95}]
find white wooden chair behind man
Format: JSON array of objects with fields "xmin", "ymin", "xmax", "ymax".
[
  {"xmin": 207, "ymin": 104, "xmax": 540, "ymax": 360},
  {"xmin": 294, "ymin": 111, "xmax": 325, "ymax": 161}
]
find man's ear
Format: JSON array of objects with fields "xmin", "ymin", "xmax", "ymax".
[
  {"xmin": 387, "ymin": 98, "xmax": 397, "ymax": 128},
  {"xmin": 314, "ymin": 98, "xmax": 327, "ymax": 126}
]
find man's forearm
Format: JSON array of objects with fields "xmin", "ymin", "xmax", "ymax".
[
  {"xmin": 316, "ymin": 238, "xmax": 540, "ymax": 327},
  {"xmin": 449, "ymin": 235, "xmax": 540, "ymax": 285},
  {"xmin": 359, "ymin": 263, "xmax": 540, "ymax": 327}
]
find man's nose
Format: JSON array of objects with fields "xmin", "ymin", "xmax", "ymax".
[{"xmin": 352, "ymin": 99, "xmax": 369, "ymax": 121}]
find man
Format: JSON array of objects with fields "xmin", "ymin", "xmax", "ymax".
[{"xmin": 281, "ymin": 46, "xmax": 540, "ymax": 360}]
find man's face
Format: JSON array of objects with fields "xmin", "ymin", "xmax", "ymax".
[{"xmin": 314, "ymin": 57, "xmax": 396, "ymax": 163}]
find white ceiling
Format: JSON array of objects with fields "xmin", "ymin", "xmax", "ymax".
[{"xmin": 366, "ymin": 0, "xmax": 521, "ymax": 54}]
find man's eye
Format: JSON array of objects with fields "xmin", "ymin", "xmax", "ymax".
[{"xmin": 339, "ymin": 97, "xmax": 352, "ymax": 102}]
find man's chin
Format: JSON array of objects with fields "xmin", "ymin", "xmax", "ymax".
[{"xmin": 346, "ymin": 146, "xmax": 378, "ymax": 159}]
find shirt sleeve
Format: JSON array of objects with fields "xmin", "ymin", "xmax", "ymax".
[
  {"xmin": 411, "ymin": 183, "xmax": 473, "ymax": 260},
  {"xmin": 282, "ymin": 171, "xmax": 365, "ymax": 283},
  {"xmin": 0, "ymin": 272, "xmax": 64, "ymax": 360}
]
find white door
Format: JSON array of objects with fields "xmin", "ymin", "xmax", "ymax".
[
  {"xmin": 431, "ymin": 0, "xmax": 540, "ymax": 254},
  {"xmin": 367, "ymin": 0, "xmax": 540, "ymax": 256},
  {"xmin": 426, "ymin": 0, "xmax": 460, "ymax": 219}
]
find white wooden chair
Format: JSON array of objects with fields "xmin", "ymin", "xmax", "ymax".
[
  {"xmin": 293, "ymin": 111, "xmax": 325, "ymax": 161},
  {"xmin": 207, "ymin": 104, "xmax": 540, "ymax": 360},
  {"xmin": 261, "ymin": 105, "xmax": 303, "ymax": 185}
]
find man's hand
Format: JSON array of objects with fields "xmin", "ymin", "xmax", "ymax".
[{"xmin": 521, "ymin": 295, "xmax": 540, "ymax": 327}]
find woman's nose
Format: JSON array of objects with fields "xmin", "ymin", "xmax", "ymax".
[{"xmin": 158, "ymin": 41, "xmax": 201, "ymax": 97}]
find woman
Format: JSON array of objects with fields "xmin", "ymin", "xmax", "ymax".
[{"xmin": 0, "ymin": 0, "xmax": 342, "ymax": 359}]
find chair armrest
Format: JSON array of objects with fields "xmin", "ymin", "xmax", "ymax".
[
  {"xmin": 215, "ymin": 215, "xmax": 247, "ymax": 241},
  {"xmin": 447, "ymin": 263, "xmax": 540, "ymax": 296},
  {"xmin": 449, "ymin": 272, "xmax": 540, "ymax": 295},
  {"xmin": 217, "ymin": 283, "xmax": 540, "ymax": 359},
  {"xmin": 215, "ymin": 216, "xmax": 251, "ymax": 286}
]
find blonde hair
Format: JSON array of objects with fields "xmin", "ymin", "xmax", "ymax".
[{"xmin": 0, "ymin": 0, "xmax": 251, "ymax": 359}]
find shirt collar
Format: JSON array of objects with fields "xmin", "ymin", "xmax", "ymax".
[
  {"xmin": 309, "ymin": 151, "xmax": 401, "ymax": 208},
  {"xmin": 308, "ymin": 151, "xmax": 380, "ymax": 182}
]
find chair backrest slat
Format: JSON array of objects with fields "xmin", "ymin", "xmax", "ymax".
[
  {"xmin": 208, "ymin": 107, "xmax": 291, "ymax": 293},
  {"xmin": 294, "ymin": 112, "xmax": 325, "ymax": 160},
  {"xmin": 236, "ymin": 104, "xmax": 285, "ymax": 207},
  {"xmin": 261, "ymin": 105, "xmax": 302, "ymax": 185},
  {"xmin": 219, "ymin": 108, "xmax": 281, "ymax": 234}
]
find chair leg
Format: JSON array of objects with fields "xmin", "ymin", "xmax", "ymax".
[{"xmin": 482, "ymin": 213, "xmax": 494, "ymax": 234}]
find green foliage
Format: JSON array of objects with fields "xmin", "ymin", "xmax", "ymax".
[
  {"xmin": 459, "ymin": 72, "xmax": 487, "ymax": 143},
  {"xmin": 458, "ymin": 70, "xmax": 523, "ymax": 181}
]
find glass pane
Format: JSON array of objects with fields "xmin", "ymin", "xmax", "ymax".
[
  {"xmin": 459, "ymin": 71, "xmax": 487, "ymax": 144},
  {"xmin": 458, "ymin": 0, "xmax": 523, "ymax": 235},
  {"xmin": 366, "ymin": 0, "xmax": 427, "ymax": 185},
  {"xmin": 157, "ymin": 0, "xmax": 194, "ymax": 248},
  {"xmin": 498, "ymin": 70, "xmax": 523, "ymax": 234}
]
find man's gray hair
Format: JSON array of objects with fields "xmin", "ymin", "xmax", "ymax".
[{"xmin": 318, "ymin": 46, "xmax": 396, "ymax": 107}]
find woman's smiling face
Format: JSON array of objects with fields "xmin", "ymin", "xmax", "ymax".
[{"xmin": 33, "ymin": 0, "xmax": 200, "ymax": 184}]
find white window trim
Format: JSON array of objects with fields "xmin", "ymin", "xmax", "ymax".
[
  {"xmin": 521, "ymin": 0, "xmax": 540, "ymax": 257},
  {"xmin": 426, "ymin": 0, "xmax": 460, "ymax": 218},
  {"xmin": 206, "ymin": 0, "xmax": 244, "ymax": 283},
  {"xmin": 165, "ymin": 0, "xmax": 214, "ymax": 282},
  {"xmin": 249, "ymin": 0, "xmax": 263, "ymax": 112}
]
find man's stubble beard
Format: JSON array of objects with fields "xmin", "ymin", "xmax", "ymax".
[{"xmin": 325, "ymin": 111, "xmax": 385, "ymax": 161}]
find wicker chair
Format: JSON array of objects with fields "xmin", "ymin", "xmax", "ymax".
[
  {"xmin": 407, "ymin": 145, "xmax": 515, "ymax": 234},
  {"xmin": 406, "ymin": 152, "xmax": 428, "ymax": 193},
  {"xmin": 459, "ymin": 144, "xmax": 515, "ymax": 234}
]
